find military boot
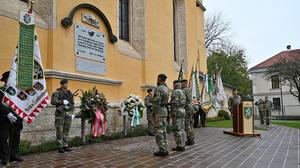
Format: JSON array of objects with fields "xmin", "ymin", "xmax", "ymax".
[
  {"xmin": 58, "ymin": 147, "xmax": 65, "ymax": 153},
  {"xmin": 1, "ymin": 160, "xmax": 8, "ymax": 166},
  {"xmin": 191, "ymin": 139, "xmax": 195, "ymax": 145},
  {"xmin": 10, "ymin": 155, "xmax": 24, "ymax": 162},
  {"xmin": 63, "ymin": 146, "xmax": 72, "ymax": 152},
  {"xmin": 1, "ymin": 156, "xmax": 9, "ymax": 166},
  {"xmin": 153, "ymin": 151, "xmax": 169, "ymax": 157},
  {"xmin": 185, "ymin": 139, "xmax": 193, "ymax": 146},
  {"xmin": 172, "ymin": 147, "xmax": 185, "ymax": 152}
]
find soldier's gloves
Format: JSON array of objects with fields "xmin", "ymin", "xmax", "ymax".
[
  {"xmin": 63, "ymin": 100, "xmax": 69, "ymax": 105},
  {"xmin": 7, "ymin": 113, "xmax": 17, "ymax": 124},
  {"xmin": 64, "ymin": 106, "xmax": 70, "ymax": 110}
]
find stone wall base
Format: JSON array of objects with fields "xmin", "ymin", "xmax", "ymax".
[{"xmin": 21, "ymin": 106, "xmax": 147, "ymax": 145}]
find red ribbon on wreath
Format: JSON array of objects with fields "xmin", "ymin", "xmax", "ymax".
[{"xmin": 92, "ymin": 108, "xmax": 107, "ymax": 138}]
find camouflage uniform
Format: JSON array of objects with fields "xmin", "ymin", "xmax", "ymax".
[
  {"xmin": 51, "ymin": 88, "xmax": 74, "ymax": 148},
  {"xmin": 153, "ymin": 83, "xmax": 169, "ymax": 153},
  {"xmin": 182, "ymin": 87, "xmax": 194, "ymax": 144},
  {"xmin": 264, "ymin": 99, "xmax": 273, "ymax": 125},
  {"xmin": 169, "ymin": 88, "xmax": 186, "ymax": 148},
  {"xmin": 255, "ymin": 99, "xmax": 265, "ymax": 124},
  {"xmin": 144, "ymin": 95, "xmax": 154, "ymax": 134}
]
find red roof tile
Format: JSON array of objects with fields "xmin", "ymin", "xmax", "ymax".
[{"xmin": 250, "ymin": 49, "xmax": 300, "ymax": 70}]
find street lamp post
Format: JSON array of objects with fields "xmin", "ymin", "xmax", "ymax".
[{"xmin": 280, "ymin": 78, "xmax": 284, "ymax": 116}]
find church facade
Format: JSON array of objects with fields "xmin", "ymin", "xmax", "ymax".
[
  {"xmin": 0, "ymin": 0, "xmax": 207, "ymax": 144},
  {"xmin": 0, "ymin": 0, "xmax": 207, "ymax": 102}
]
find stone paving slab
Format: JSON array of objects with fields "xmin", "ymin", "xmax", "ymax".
[{"xmin": 5, "ymin": 126, "xmax": 300, "ymax": 168}]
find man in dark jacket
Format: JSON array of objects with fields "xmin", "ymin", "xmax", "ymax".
[
  {"xmin": 144, "ymin": 88, "xmax": 154, "ymax": 136},
  {"xmin": 0, "ymin": 71, "xmax": 24, "ymax": 166}
]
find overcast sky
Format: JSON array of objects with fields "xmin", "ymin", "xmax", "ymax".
[{"xmin": 204, "ymin": 0, "xmax": 300, "ymax": 68}]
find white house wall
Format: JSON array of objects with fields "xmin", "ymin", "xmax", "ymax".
[{"xmin": 250, "ymin": 71, "xmax": 299, "ymax": 116}]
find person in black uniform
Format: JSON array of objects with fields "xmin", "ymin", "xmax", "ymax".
[
  {"xmin": 193, "ymin": 104, "xmax": 207, "ymax": 128},
  {"xmin": 193, "ymin": 105, "xmax": 200, "ymax": 128},
  {"xmin": 0, "ymin": 71, "xmax": 24, "ymax": 166},
  {"xmin": 199, "ymin": 106, "xmax": 207, "ymax": 127}
]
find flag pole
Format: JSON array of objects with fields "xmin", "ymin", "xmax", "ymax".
[
  {"xmin": 28, "ymin": 0, "xmax": 34, "ymax": 14},
  {"xmin": 197, "ymin": 49, "xmax": 200, "ymax": 69},
  {"xmin": 178, "ymin": 59, "xmax": 185, "ymax": 81},
  {"xmin": 188, "ymin": 65, "xmax": 194, "ymax": 87}
]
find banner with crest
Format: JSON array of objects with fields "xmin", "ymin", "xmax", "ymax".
[
  {"xmin": 189, "ymin": 67, "xmax": 201, "ymax": 105},
  {"xmin": 2, "ymin": 10, "xmax": 49, "ymax": 124}
]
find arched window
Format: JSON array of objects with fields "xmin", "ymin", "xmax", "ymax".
[
  {"xmin": 271, "ymin": 75, "xmax": 280, "ymax": 89},
  {"xmin": 173, "ymin": 0, "xmax": 178, "ymax": 62},
  {"xmin": 118, "ymin": 0, "xmax": 146, "ymax": 59},
  {"xmin": 172, "ymin": 0, "xmax": 187, "ymax": 67},
  {"xmin": 119, "ymin": 0, "xmax": 129, "ymax": 42}
]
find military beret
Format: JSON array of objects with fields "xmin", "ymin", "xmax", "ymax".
[
  {"xmin": 181, "ymin": 79, "xmax": 188, "ymax": 83},
  {"xmin": 245, "ymin": 95, "xmax": 252, "ymax": 101},
  {"xmin": 147, "ymin": 88, "xmax": 153, "ymax": 93},
  {"xmin": 60, "ymin": 79, "xmax": 68, "ymax": 85},
  {"xmin": 158, "ymin": 74, "xmax": 167, "ymax": 79},
  {"xmin": 173, "ymin": 80, "xmax": 181, "ymax": 84},
  {"xmin": 0, "ymin": 71, "xmax": 10, "ymax": 82}
]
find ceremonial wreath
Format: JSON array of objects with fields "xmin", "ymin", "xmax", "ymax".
[
  {"xmin": 121, "ymin": 94, "xmax": 145, "ymax": 127},
  {"xmin": 80, "ymin": 87, "xmax": 108, "ymax": 137}
]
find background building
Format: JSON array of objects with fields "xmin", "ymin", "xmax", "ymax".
[
  {"xmin": 0, "ymin": 0, "xmax": 207, "ymax": 144},
  {"xmin": 249, "ymin": 47, "xmax": 300, "ymax": 118}
]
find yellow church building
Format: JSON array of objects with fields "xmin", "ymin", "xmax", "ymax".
[
  {"xmin": 0, "ymin": 0, "xmax": 207, "ymax": 144},
  {"xmin": 0, "ymin": 0, "xmax": 206, "ymax": 101}
]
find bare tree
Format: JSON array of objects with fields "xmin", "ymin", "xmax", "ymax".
[
  {"xmin": 266, "ymin": 57, "xmax": 300, "ymax": 104},
  {"xmin": 205, "ymin": 12, "xmax": 231, "ymax": 54}
]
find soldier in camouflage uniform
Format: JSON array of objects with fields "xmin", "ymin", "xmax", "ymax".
[
  {"xmin": 51, "ymin": 79, "xmax": 75, "ymax": 153},
  {"xmin": 264, "ymin": 96, "xmax": 273, "ymax": 126},
  {"xmin": 255, "ymin": 99, "xmax": 265, "ymax": 124},
  {"xmin": 153, "ymin": 74, "xmax": 169, "ymax": 157},
  {"xmin": 169, "ymin": 80, "xmax": 186, "ymax": 152},
  {"xmin": 181, "ymin": 79, "xmax": 195, "ymax": 146},
  {"xmin": 144, "ymin": 88, "xmax": 154, "ymax": 136},
  {"xmin": 228, "ymin": 89, "xmax": 241, "ymax": 118}
]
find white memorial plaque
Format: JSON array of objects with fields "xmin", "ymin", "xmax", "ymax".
[
  {"xmin": 75, "ymin": 24, "xmax": 106, "ymax": 62},
  {"xmin": 76, "ymin": 57, "xmax": 105, "ymax": 75}
]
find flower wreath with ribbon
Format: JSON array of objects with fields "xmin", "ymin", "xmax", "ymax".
[
  {"xmin": 121, "ymin": 94, "xmax": 145, "ymax": 128},
  {"xmin": 80, "ymin": 87, "xmax": 108, "ymax": 138}
]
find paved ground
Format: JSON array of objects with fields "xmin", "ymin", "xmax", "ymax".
[{"xmin": 6, "ymin": 126, "xmax": 300, "ymax": 168}]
